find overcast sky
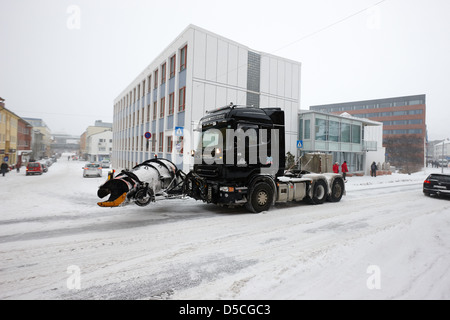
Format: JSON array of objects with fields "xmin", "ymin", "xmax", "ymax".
[{"xmin": 1, "ymin": 0, "xmax": 449, "ymax": 140}]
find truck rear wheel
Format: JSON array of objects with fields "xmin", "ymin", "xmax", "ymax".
[
  {"xmin": 309, "ymin": 179, "xmax": 327, "ymax": 205},
  {"xmin": 246, "ymin": 182, "xmax": 274, "ymax": 213},
  {"xmin": 328, "ymin": 178, "xmax": 344, "ymax": 202}
]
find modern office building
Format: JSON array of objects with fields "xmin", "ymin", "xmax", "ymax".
[
  {"xmin": 310, "ymin": 95, "xmax": 427, "ymax": 168},
  {"xmin": 112, "ymin": 24, "xmax": 302, "ymax": 172},
  {"xmin": 298, "ymin": 110, "xmax": 385, "ymax": 174}
]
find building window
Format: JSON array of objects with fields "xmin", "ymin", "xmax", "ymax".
[
  {"xmin": 160, "ymin": 97, "xmax": 165, "ymax": 118},
  {"xmin": 153, "ymin": 101, "xmax": 158, "ymax": 120},
  {"xmin": 161, "ymin": 63, "xmax": 166, "ymax": 84},
  {"xmin": 154, "ymin": 70, "xmax": 158, "ymax": 89},
  {"xmin": 170, "ymin": 54, "xmax": 176, "ymax": 78},
  {"xmin": 179, "ymin": 86, "xmax": 186, "ymax": 112},
  {"xmin": 351, "ymin": 125, "xmax": 361, "ymax": 144},
  {"xmin": 167, "ymin": 136, "xmax": 173, "ymax": 153},
  {"xmin": 341, "ymin": 123, "xmax": 350, "ymax": 143},
  {"xmin": 148, "ymin": 75, "xmax": 152, "ymax": 92},
  {"xmin": 315, "ymin": 118, "xmax": 327, "ymax": 141},
  {"xmin": 147, "ymin": 104, "xmax": 151, "ymax": 122},
  {"xmin": 180, "ymin": 45, "xmax": 187, "ymax": 71},
  {"xmin": 304, "ymin": 120, "xmax": 311, "ymax": 139},
  {"xmin": 168, "ymin": 93, "xmax": 175, "ymax": 115},
  {"xmin": 329, "ymin": 120, "xmax": 340, "ymax": 142},
  {"xmin": 159, "ymin": 132, "xmax": 164, "ymax": 152},
  {"xmin": 151, "ymin": 133, "xmax": 156, "ymax": 152}
]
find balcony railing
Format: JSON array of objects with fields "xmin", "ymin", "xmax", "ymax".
[{"xmin": 363, "ymin": 140, "xmax": 378, "ymax": 151}]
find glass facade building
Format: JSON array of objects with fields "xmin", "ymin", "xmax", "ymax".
[{"xmin": 298, "ymin": 111, "xmax": 384, "ymax": 174}]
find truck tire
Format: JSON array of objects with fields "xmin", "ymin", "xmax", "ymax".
[
  {"xmin": 328, "ymin": 178, "xmax": 344, "ymax": 202},
  {"xmin": 309, "ymin": 179, "xmax": 327, "ymax": 205},
  {"xmin": 246, "ymin": 182, "xmax": 274, "ymax": 213}
]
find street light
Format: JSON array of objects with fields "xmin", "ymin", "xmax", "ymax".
[{"xmin": 440, "ymin": 138, "xmax": 449, "ymax": 174}]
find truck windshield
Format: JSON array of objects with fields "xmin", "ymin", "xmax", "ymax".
[{"xmin": 199, "ymin": 125, "xmax": 228, "ymax": 150}]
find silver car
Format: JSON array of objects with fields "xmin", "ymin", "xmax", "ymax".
[
  {"xmin": 83, "ymin": 163, "xmax": 102, "ymax": 178},
  {"xmin": 101, "ymin": 160, "xmax": 110, "ymax": 168}
]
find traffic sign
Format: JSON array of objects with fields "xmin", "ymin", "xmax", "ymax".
[
  {"xmin": 144, "ymin": 132, "xmax": 152, "ymax": 139},
  {"xmin": 297, "ymin": 140, "xmax": 303, "ymax": 149},
  {"xmin": 3, "ymin": 156, "xmax": 9, "ymax": 162},
  {"xmin": 175, "ymin": 127, "xmax": 184, "ymax": 136}
]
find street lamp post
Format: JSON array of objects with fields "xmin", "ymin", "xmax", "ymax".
[{"xmin": 441, "ymin": 138, "xmax": 449, "ymax": 174}]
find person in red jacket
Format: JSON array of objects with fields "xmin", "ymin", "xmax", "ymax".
[
  {"xmin": 341, "ymin": 161, "xmax": 349, "ymax": 180},
  {"xmin": 333, "ymin": 162, "xmax": 339, "ymax": 174}
]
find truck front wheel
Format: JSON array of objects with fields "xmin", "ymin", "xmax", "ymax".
[{"xmin": 246, "ymin": 182, "xmax": 274, "ymax": 213}]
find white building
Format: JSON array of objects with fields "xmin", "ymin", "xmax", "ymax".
[
  {"xmin": 434, "ymin": 140, "xmax": 450, "ymax": 161},
  {"xmin": 113, "ymin": 24, "xmax": 301, "ymax": 172},
  {"xmin": 87, "ymin": 130, "xmax": 113, "ymax": 162}
]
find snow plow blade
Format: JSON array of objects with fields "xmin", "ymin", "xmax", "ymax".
[{"xmin": 97, "ymin": 192, "xmax": 127, "ymax": 207}]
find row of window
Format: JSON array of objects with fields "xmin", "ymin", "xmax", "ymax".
[
  {"xmin": 352, "ymin": 109, "xmax": 423, "ymax": 118},
  {"xmin": 117, "ymin": 45, "xmax": 187, "ymax": 110},
  {"xmin": 314, "ymin": 99, "xmax": 425, "ymax": 113},
  {"xmin": 299, "ymin": 119, "xmax": 361, "ymax": 144},
  {"xmin": 119, "ymin": 134, "xmax": 182, "ymax": 154},
  {"xmin": 382, "ymin": 119, "xmax": 423, "ymax": 126},
  {"xmin": 383, "ymin": 129, "xmax": 423, "ymax": 135},
  {"xmin": 125, "ymin": 87, "xmax": 186, "ymax": 128}
]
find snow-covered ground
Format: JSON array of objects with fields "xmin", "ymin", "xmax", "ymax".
[{"xmin": 0, "ymin": 154, "xmax": 449, "ymax": 300}]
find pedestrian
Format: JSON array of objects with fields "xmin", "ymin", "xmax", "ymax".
[
  {"xmin": 333, "ymin": 161, "xmax": 339, "ymax": 174},
  {"xmin": 371, "ymin": 161, "xmax": 378, "ymax": 177},
  {"xmin": 1, "ymin": 162, "xmax": 8, "ymax": 177},
  {"xmin": 341, "ymin": 161, "xmax": 349, "ymax": 180},
  {"xmin": 16, "ymin": 162, "xmax": 21, "ymax": 173}
]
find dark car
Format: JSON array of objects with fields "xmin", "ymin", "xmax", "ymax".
[{"xmin": 423, "ymin": 173, "xmax": 450, "ymax": 198}]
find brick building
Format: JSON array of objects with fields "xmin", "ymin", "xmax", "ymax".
[{"xmin": 310, "ymin": 95, "xmax": 427, "ymax": 169}]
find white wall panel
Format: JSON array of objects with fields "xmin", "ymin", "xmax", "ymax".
[
  {"xmin": 192, "ymin": 81, "xmax": 205, "ymax": 116},
  {"xmin": 269, "ymin": 58, "xmax": 277, "ymax": 95},
  {"xmin": 237, "ymin": 47, "xmax": 247, "ymax": 89},
  {"xmin": 260, "ymin": 94, "xmax": 269, "ymax": 107},
  {"xmin": 205, "ymin": 35, "xmax": 218, "ymax": 82},
  {"xmin": 217, "ymin": 40, "xmax": 228, "ymax": 84},
  {"xmin": 227, "ymin": 44, "xmax": 238, "ymax": 87},
  {"xmin": 226, "ymin": 88, "xmax": 237, "ymax": 106},
  {"xmin": 260, "ymin": 56, "xmax": 270, "ymax": 94},
  {"xmin": 193, "ymin": 30, "xmax": 206, "ymax": 79},
  {"xmin": 285, "ymin": 62, "xmax": 292, "ymax": 99},
  {"xmin": 292, "ymin": 64, "xmax": 300, "ymax": 101},
  {"xmin": 216, "ymin": 86, "xmax": 227, "ymax": 107},
  {"xmin": 204, "ymin": 83, "xmax": 216, "ymax": 110},
  {"xmin": 277, "ymin": 60, "xmax": 285, "ymax": 97}
]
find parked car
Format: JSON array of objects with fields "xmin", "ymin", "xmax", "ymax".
[
  {"xmin": 83, "ymin": 163, "xmax": 102, "ymax": 178},
  {"xmin": 26, "ymin": 162, "xmax": 44, "ymax": 175},
  {"xmin": 101, "ymin": 160, "xmax": 111, "ymax": 169},
  {"xmin": 423, "ymin": 173, "xmax": 450, "ymax": 198}
]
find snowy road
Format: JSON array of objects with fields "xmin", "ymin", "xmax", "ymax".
[{"xmin": 0, "ymin": 157, "xmax": 449, "ymax": 300}]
